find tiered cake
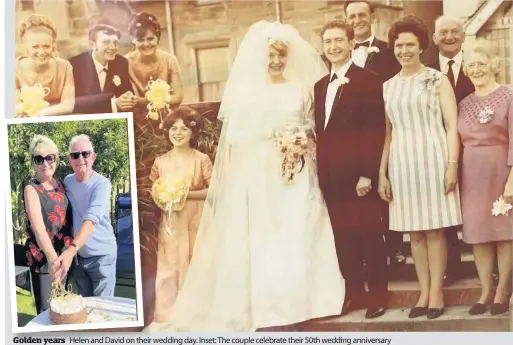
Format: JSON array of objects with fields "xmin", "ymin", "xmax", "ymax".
[{"xmin": 49, "ymin": 283, "xmax": 88, "ymax": 324}]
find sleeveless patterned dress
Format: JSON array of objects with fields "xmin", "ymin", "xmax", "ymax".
[
  {"xmin": 24, "ymin": 178, "xmax": 73, "ymax": 273},
  {"xmin": 383, "ymin": 68, "xmax": 462, "ymax": 231}
]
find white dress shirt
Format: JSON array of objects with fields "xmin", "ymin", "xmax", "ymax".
[
  {"xmin": 351, "ymin": 36, "xmax": 375, "ymax": 68},
  {"xmin": 91, "ymin": 53, "xmax": 117, "ymax": 112},
  {"xmin": 439, "ymin": 51, "xmax": 463, "ymax": 85},
  {"xmin": 325, "ymin": 60, "xmax": 352, "ymax": 129}
]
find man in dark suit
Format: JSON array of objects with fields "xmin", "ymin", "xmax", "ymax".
[
  {"xmin": 430, "ymin": 16, "xmax": 474, "ymax": 285},
  {"xmin": 314, "ymin": 20, "xmax": 387, "ymax": 319},
  {"xmin": 69, "ymin": 24, "xmax": 136, "ymax": 115},
  {"xmin": 344, "ymin": 0, "xmax": 405, "ymax": 265}
]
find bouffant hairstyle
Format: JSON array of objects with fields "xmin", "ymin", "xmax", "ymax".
[
  {"xmin": 18, "ymin": 14, "xmax": 57, "ymax": 41},
  {"xmin": 128, "ymin": 12, "xmax": 162, "ymax": 41},
  {"xmin": 343, "ymin": 1, "xmax": 375, "ymax": 14},
  {"xmin": 463, "ymin": 39, "xmax": 501, "ymax": 78},
  {"xmin": 89, "ymin": 24, "xmax": 121, "ymax": 42},
  {"xmin": 388, "ymin": 15, "xmax": 429, "ymax": 52},
  {"xmin": 29, "ymin": 135, "xmax": 60, "ymax": 166},
  {"xmin": 320, "ymin": 20, "xmax": 355, "ymax": 41},
  {"xmin": 162, "ymin": 106, "xmax": 203, "ymax": 147},
  {"xmin": 269, "ymin": 40, "xmax": 288, "ymax": 56}
]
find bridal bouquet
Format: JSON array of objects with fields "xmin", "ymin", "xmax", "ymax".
[
  {"xmin": 145, "ymin": 78, "xmax": 172, "ymax": 127},
  {"xmin": 272, "ymin": 121, "xmax": 314, "ymax": 184},
  {"xmin": 492, "ymin": 196, "xmax": 512, "ymax": 216},
  {"xmin": 16, "ymin": 84, "xmax": 50, "ymax": 117}
]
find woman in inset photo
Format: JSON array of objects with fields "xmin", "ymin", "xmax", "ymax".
[{"xmin": 23, "ymin": 135, "xmax": 73, "ymax": 314}]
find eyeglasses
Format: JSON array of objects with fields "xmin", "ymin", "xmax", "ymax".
[
  {"xmin": 32, "ymin": 154, "xmax": 56, "ymax": 165},
  {"xmin": 69, "ymin": 151, "xmax": 93, "ymax": 160}
]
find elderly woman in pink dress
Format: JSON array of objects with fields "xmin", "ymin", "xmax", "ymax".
[
  {"xmin": 457, "ymin": 39, "xmax": 513, "ymax": 316},
  {"xmin": 16, "ymin": 14, "xmax": 74, "ymax": 117}
]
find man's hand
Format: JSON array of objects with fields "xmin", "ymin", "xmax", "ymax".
[
  {"xmin": 52, "ymin": 247, "xmax": 77, "ymax": 282},
  {"xmin": 356, "ymin": 176, "xmax": 372, "ymax": 197},
  {"xmin": 115, "ymin": 91, "xmax": 137, "ymax": 111}
]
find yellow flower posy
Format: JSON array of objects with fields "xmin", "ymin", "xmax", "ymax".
[
  {"xmin": 145, "ymin": 78, "xmax": 172, "ymax": 126},
  {"xmin": 152, "ymin": 176, "xmax": 189, "ymax": 238},
  {"xmin": 16, "ymin": 84, "xmax": 50, "ymax": 117}
]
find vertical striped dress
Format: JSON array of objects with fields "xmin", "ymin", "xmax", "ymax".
[{"xmin": 383, "ymin": 68, "xmax": 462, "ymax": 232}]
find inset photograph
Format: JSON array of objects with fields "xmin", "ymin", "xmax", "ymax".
[{"xmin": 5, "ymin": 113, "xmax": 143, "ymax": 333}]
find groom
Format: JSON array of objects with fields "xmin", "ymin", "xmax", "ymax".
[
  {"xmin": 314, "ymin": 20, "xmax": 388, "ymax": 319},
  {"xmin": 69, "ymin": 24, "xmax": 136, "ymax": 114}
]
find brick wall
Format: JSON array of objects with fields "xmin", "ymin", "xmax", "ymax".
[
  {"xmin": 478, "ymin": 1, "xmax": 512, "ymax": 84},
  {"xmin": 15, "ymin": 0, "xmax": 446, "ymax": 103},
  {"xmin": 166, "ymin": 0, "xmax": 406, "ymax": 103}
]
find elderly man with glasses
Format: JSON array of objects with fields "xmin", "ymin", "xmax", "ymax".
[{"xmin": 53, "ymin": 134, "xmax": 117, "ymax": 297}]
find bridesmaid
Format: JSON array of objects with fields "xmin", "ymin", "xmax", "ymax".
[
  {"xmin": 379, "ymin": 15, "xmax": 461, "ymax": 319},
  {"xmin": 125, "ymin": 11, "xmax": 184, "ymax": 325},
  {"xmin": 125, "ymin": 12, "xmax": 183, "ymax": 111},
  {"xmin": 458, "ymin": 39, "xmax": 513, "ymax": 316},
  {"xmin": 148, "ymin": 106, "xmax": 212, "ymax": 322},
  {"xmin": 16, "ymin": 14, "xmax": 75, "ymax": 116}
]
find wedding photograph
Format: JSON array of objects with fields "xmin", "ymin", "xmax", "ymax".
[
  {"xmin": 11, "ymin": 0, "xmax": 513, "ymax": 332},
  {"xmin": 5, "ymin": 113, "xmax": 143, "ymax": 333}
]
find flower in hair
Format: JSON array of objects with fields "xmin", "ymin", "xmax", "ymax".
[{"xmin": 190, "ymin": 121, "xmax": 197, "ymax": 127}]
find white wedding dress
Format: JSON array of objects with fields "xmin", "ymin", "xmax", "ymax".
[{"xmin": 145, "ymin": 81, "xmax": 345, "ymax": 332}]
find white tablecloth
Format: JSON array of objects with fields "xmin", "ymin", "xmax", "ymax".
[{"xmin": 26, "ymin": 296, "xmax": 137, "ymax": 327}]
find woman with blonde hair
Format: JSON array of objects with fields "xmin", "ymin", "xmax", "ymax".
[
  {"xmin": 457, "ymin": 39, "xmax": 513, "ymax": 316},
  {"xmin": 16, "ymin": 14, "xmax": 75, "ymax": 117},
  {"xmin": 24, "ymin": 135, "xmax": 73, "ymax": 314}
]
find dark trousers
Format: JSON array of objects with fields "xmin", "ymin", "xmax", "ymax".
[
  {"xmin": 333, "ymin": 227, "xmax": 388, "ymax": 308},
  {"xmin": 385, "ymin": 230, "xmax": 403, "ymax": 255},
  {"xmin": 380, "ymin": 204, "xmax": 403, "ymax": 255},
  {"xmin": 445, "ymin": 226, "xmax": 462, "ymax": 277},
  {"xmin": 30, "ymin": 267, "xmax": 52, "ymax": 314}
]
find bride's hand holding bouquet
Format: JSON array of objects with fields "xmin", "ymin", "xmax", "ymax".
[{"xmin": 272, "ymin": 121, "xmax": 315, "ymax": 184}]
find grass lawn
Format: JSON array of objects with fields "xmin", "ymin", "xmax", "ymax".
[
  {"xmin": 16, "ymin": 287, "xmax": 36, "ymax": 327},
  {"xmin": 16, "ymin": 273, "xmax": 136, "ymax": 327}
]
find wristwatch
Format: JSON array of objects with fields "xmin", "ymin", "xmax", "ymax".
[{"xmin": 71, "ymin": 243, "xmax": 79, "ymax": 251}]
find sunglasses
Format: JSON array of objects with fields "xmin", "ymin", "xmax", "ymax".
[
  {"xmin": 32, "ymin": 154, "xmax": 56, "ymax": 165},
  {"xmin": 69, "ymin": 151, "xmax": 93, "ymax": 160}
]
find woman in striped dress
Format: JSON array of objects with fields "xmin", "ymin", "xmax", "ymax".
[{"xmin": 378, "ymin": 15, "xmax": 462, "ymax": 320}]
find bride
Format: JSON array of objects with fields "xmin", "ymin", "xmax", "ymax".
[{"xmin": 145, "ymin": 20, "xmax": 344, "ymax": 332}]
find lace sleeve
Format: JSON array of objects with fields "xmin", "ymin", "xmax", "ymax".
[{"xmin": 302, "ymin": 84, "xmax": 315, "ymax": 131}]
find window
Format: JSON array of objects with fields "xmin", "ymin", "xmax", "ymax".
[
  {"xmin": 196, "ymin": 0, "xmax": 224, "ymax": 5},
  {"xmin": 19, "ymin": 0, "xmax": 34, "ymax": 11},
  {"xmin": 195, "ymin": 46, "xmax": 230, "ymax": 102}
]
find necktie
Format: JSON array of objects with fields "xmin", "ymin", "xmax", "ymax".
[
  {"xmin": 446, "ymin": 60, "xmax": 456, "ymax": 88},
  {"xmin": 330, "ymin": 73, "xmax": 338, "ymax": 83},
  {"xmin": 354, "ymin": 41, "xmax": 370, "ymax": 50},
  {"xmin": 99, "ymin": 67, "xmax": 107, "ymax": 92}
]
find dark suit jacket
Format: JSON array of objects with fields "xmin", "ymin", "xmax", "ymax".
[
  {"xmin": 429, "ymin": 57, "xmax": 474, "ymax": 104},
  {"xmin": 364, "ymin": 38, "xmax": 401, "ymax": 83},
  {"xmin": 314, "ymin": 63, "xmax": 386, "ymax": 232},
  {"xmin": 69, "ymin": 52, "xmax": 133, "ymax": 114}
]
